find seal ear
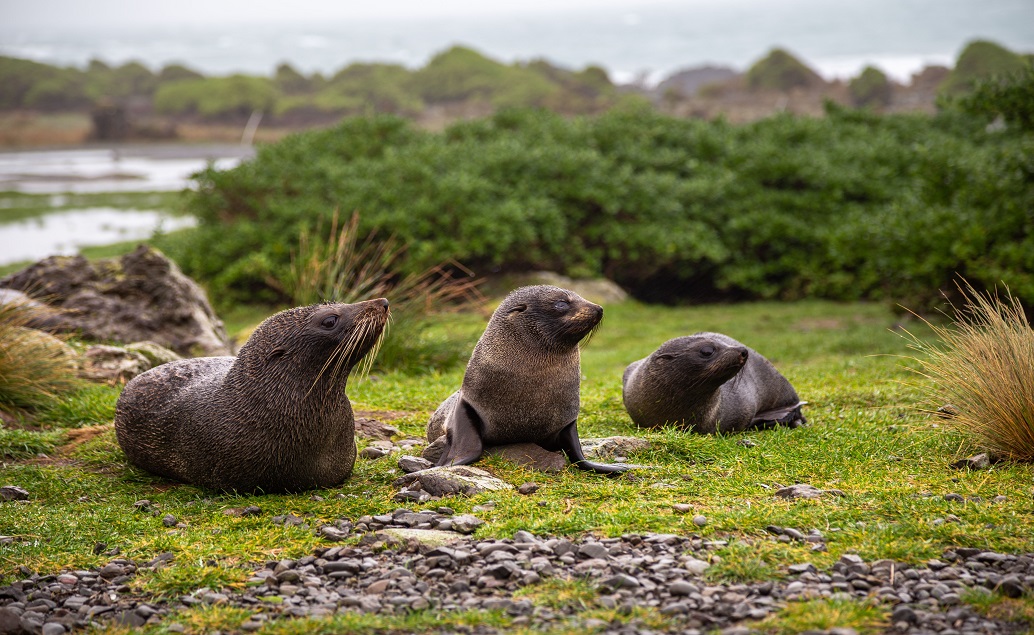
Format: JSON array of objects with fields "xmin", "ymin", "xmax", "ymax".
[
  {"xmin": 266, "ymin": 347, "xmax": 287, "ymax": 363},
  {"xmin": 437, "ymin": 396, "xmax": 486, "ymax": 467},
  {"xmin": 507, "ymin": 304, "xmax": 528, "ymax": 314}
]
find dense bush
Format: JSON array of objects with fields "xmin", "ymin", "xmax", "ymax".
[
  {"xmin": 169, "ymin": 97, "xmax": 1034, "ymax": 311},
  {"xmin": 848, "ymin": 66, "xmax": 892, "ymax": 108}
]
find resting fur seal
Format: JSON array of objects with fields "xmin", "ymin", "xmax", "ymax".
[
  {"xmin": 427, "ymin": 285, "xmax": 631, "ymax": 474},
  {"xmin": 114, "ymin": 299, "xmax": 389, "ymax": 492},
  {"xmin": 622, "ymin": 332, "xmax": 805, "ymax": 433}
]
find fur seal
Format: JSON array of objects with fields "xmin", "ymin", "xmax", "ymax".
[
  {"xmin": 622, "ymin": 332, "xmax": 805, "ymax": 433},
  {"xmin": 114, "ymin": 298, "xmax": 389, "ymax": 492},
  {"xmin": 427, "ymin": 285, "xmax": 631, "ymax": 474}
]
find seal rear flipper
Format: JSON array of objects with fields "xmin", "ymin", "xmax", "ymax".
[
  {"xmin": 750, "ymin": 401, "xmax": 808, "ymax": 430},
  {"xmin": 543, "ymin": 421, "xmax": 635, "ymax": 475},
  {"xmin": 436, "ymin": 397, "xmax": 487, "ymax": 467}
]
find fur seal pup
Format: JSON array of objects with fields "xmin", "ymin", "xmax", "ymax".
[
  {"xmin": 114, "ymin": 298, "xmax": 389, "ymax": 492},
  {"xmin": 427, "ymin": 285, "xmax": 631, "ymax": 474},
  {"xmin": 622, "ymin": 332, "xmax": 805, "ymax": 433}
]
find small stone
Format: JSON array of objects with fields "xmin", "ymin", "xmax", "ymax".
[
  {"xmin": 672, "ymin": 503, "xmax": 692, "ymax": 513},
  {"xmin": 775, "ymin": 483, "xmax": 844, "ymax": 499},
  {"xmin": 133, "ymin": 499, "xmax": 152, "ymax": 510},
  {"xmin": 943, "ymin": 493, "xmax": 965, "ymax": 502},
  {"xmin": 789, "ymin": 563, "xmax": 816, "ymax": 574},
  {"xmin": 692, "ymin": 515, "xmax": 708, "ymax": 527},
  {"xmin": 366, "ymin": 579, "xmax": 390, "ymax": 594},
  {"xmin": 669, "ymin": 580, "xmax": 696, "ymax": 595},
  {"xmin": 950, "ymin": 453, "xmax": 991, "ymax": 470},
  {"xmin": 319, "ymin": 525, "xmax": 349, "ymax": 541},
  {"xmin": 449, "ymin": 514, "xmax": 484, "ymax": 534},
  {"xmin": 578, "ymin": 543, "xmax": 609, "ymax": 560},
  {"xmin": 41, "ymin": 624, "xmax": 66, "ymax": 635},
  {"xmin": 684, "ymin": 557, "xmax": 710, "ymax": 575},
  {"xmin": 997, "ymin": 574, "xmax": 1026, "ymax": 598},
  {"xmin": 398, "ymin": 455, "xmax": 434, "ymax": 473},
  {"xmin": 162, "ymin": 514, "xmax": 177, "ymax": 527},
  {"xmin": 737, "ymin": 438, "xmax": 758, "ymax": 448},
  {"xmin": 517, "ymin": 482, "xmax": 540, "ymax": 495},
  {"xmin": 936, "ymin": 404, "xmax": 959, "ymax": 419},
  {"xmin": 360, "ymin": 446, "xmax": 390, "ymax": 460},
  {"xmin": 0, "ymin": 486, "xmax": 29, "ymax": 501},
  {"xmin": 891, "ymin": 605, "xmax": 918, "ymax": 624}
]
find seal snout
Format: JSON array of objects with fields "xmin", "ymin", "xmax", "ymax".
[{"xmin": 736, "ymin": 347, "xmax": 749, "ymax": 366}]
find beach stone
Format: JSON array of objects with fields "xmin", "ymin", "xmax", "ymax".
[
  {"xmin": 517, "ymin": 482, "xmax": 540, "ymax": 495},
  {"xmin": 949, "ymin": 453, "xmax": 992, "ymax": 470},
  {"xmin": 0, "ymin": 486, "xmax": 29, "ymax": 502},
  {"xmin": 579, "ymin": 436, "xmax": 651, "ymax": 460},
  {"xmin": 381, "ymin": 528, "xmax": 460, "ymax": 546},
  {"xmin": 0, "ymin": 246, "xmax": 231, "ymax": 356},
  {"xmin": 397, "ymin": 455, "xmax": 434, "ymax": 473},
  {"xmin": 124, "ymin": 341, "xmax": 181, "ymax": 367},
  {"xmin": 354, "ymin": 417, "xmax": 401, "ymax": 440},
  {"xmin": 393, "ymin": 466, "xmax": 512, "ymax": 497},
  {"xmin": 420, "ymin": 436, "xmax": 448, "ymax": 464},
  {"xmin": 774, "ymin": 484, "xmax": 844, "ymax": 500},
  {"xmin": 78, "ymin": 345, "xmax": 151, "ymax": 383}
]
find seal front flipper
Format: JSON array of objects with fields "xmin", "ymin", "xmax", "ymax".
[
  {"xmin": 542, "ymin": 421, "xmax": 635, "ymax": 475},
  {"xmin": 437, "ymin": 396, "xmax": 487, "ymax": 467},
  {"xmin": 749, "ymin": 401, "xmax": 808, "ymax": 430}
]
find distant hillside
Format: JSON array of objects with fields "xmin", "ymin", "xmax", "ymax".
[{"xmin": 0, "ymin": 39, "xmax": 1030, "ymax": 146}]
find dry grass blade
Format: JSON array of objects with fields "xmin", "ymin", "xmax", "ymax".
[
  {"xmin": 278, "ymin": 210, "xmax": 484, "ymax": 373},
  {"xmin": 902, "ymin": 280, "xmax": 1034, "ymax": 461},
  {"xmin": 0, "ymin": 299, "xmax": 81, "ymax": 411}
]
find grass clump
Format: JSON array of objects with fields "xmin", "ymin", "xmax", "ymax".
[
  {"xmin": 759, "ymin": 598, "xmax": 887, "ymax": 634},
  {"xmin": 277, "ymin": 210, "xmax": 483, "ymax": 373},
  {"xmin": 0, "ymin": 300, "xmax": 80, "ymax": 412},
  {"xmin": 904, "ymin": 282, "xmax": 1034, "ymax": 461}
]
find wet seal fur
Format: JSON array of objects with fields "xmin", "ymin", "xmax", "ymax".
[
  {"xmin": 427, "ymin": 285, "xmax": 632, "ymax": 474},
  {"xmin": 114, "ymin": 298, "xmax": 389, "ymax": 492},
  {"xmin": 622, "ymin": 332, "xmax": 805, "ymax": 433}
]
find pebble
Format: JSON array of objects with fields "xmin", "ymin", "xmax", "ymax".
[
  {"xmin": 692, "ymin": 515, "xmax": 708, "ymax": 527},
  {"xmin": 1, "ymin": 534, "xmax": 1029, "ymax": 635}
]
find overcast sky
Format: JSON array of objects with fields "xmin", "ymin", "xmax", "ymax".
[{"xmin": 2, "ymin": 0, "xmax": 691, "ymax": 27}]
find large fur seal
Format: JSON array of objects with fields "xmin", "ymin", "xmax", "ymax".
[
  {"xmin": 427, "ymin": 285, "xmax": 631, "ymax": 474},
  {"xmin": 114, "ymin": 298, "xmax": 389, "ymax": 492},
  {"xmin": 622, "ymin": 332, "xmax": 805, "ymax": 433}
]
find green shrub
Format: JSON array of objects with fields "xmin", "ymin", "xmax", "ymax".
[
  {"xmin": 170, "ymin": 105, "xmax": 1033, "ymax": 312},
  {"xmin": 154, "ymin": 75, "xmax": 278, "ymax": 117},
  {"xmin": 956, "ymin": 65, "xmax": 1034, "ymax": 132}
]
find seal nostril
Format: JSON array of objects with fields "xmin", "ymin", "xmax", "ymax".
[{"xmin": 378, "ymin": 298, "xmax": 389, "ymax": 309}]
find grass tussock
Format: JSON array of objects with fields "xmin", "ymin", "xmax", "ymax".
[
  {"xmin": 0, "ymin": 298, "xmax": 80, "ymax": 412},
  {"xmin": 904, "ymin": 281, "xmax": 1034, "ymax": 461},
  {"xmin": 276, "ymin": 210, "xmax": 484, "ymax": 373}
]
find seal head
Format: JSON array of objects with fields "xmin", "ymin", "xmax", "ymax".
[
  {"xmin": 114, "ymin": 298, "xmax": 389, "ymax": 492},
  {"xmin": 427, "ymin": 285, "xmax": 631, "ymax": 474},
  {"xmin": 622, "ymin": 332, "xmax": 805, "ymax": 433}
]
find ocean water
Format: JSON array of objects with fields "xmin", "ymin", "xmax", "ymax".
[{"xmin": 2, "ymin": 0, "xmax": 1032, "ymax": 85}]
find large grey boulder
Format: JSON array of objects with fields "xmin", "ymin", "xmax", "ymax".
[{"xmin": 0, "ymin": 245, "xmax": 231, "ymax": 356}]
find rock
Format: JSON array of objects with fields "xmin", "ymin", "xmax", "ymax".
[
  {"xmin": 684, "ymin": 557, "xmax": 710, "ymax": 575},
  {"xmin": 124, "ymin": 341, "xmax": 181, "ymax": 367},
  {"xmin": 672, "ymin": 503, "xmax": 693, "ymax": 513},
  {"xmin": 421, "ymin": 436, "xmax": 448, "ymax": 464},
  {"xmin": 692, "ymin": 515, "xmax": 708, "ymax": 527},
  {"xmin": 161, "ymin": 514, "xmax": 177, "ymax": 527},
  {"xmin": 0, "ymin": 246, "xmax": 231, "ymax": 356},
  {"xmin": 486, "ymin": 443, "xmax": 567, "ymax": 472},
  {"xmin": 41, "ymin": 623, "xmax": 66, "ymax": 635},
  {"xmin": 354, "ymin": 417, "xmax": 401, "ymax": 440},
  {"xmin": 449, "ymin": 515, "xmax": 484, "ymax": 534},
  {"xmin": 774, "ymin": 484, "xmax": 845, "ymax": 500},
  {"xmin": 0, "ymin": 486, "xmax": 29, "ymax": 501},
  {"xmin": 393, "ymin": 466, "xmax": 513, "ymax": 497},
  {"xmin": 398, "ymin": 455, "xmax": 434, "ymax": 473},
  {"xmin": 578, "ymin": 543, "xmax": 609, "ymax": 560},
  {"xmin": 891, "ymin": 604, "xmax": 918, "ymax": 624},
  {"xmin": 996, "ymin": 574, "xmax": 1026, "ymax": 598},
  {"xmin": 737, "ymin": 438, "xmax": 758, "ymax": 448},
  {"xmin": 359, "ymin": 446, "xmax": 390, "ymax": 460},
  {"xmin": 79, "ymin": 345, "xmax": 152, "ymax": 383},
  {"xmin": 936, "ymin": 404, "xmax": 960, "ymax": 419},
  {"xmin": 319, "ymin": 525, "xmax": 350, "ymax": 541},
  {"xmin": 579, "ymin": 436, "xmax": 651, "ymax": 460},
  {"xmin": 950, "ymin": 453, "xmax": 993, "ymax": 470},
  {"xmin": 517, "ymin": 482, "xmax": 540, "ymax": 495},
  {"xmin": 381, "ymin": 528, "xmax": 462, "ymax": 546},
  {"xmin": 0, "ymin": 607, "xmax": 21, "ymax": 634}
]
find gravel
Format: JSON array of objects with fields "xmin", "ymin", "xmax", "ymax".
[{"xmin": 1, "ymin": 526, "xmax": 1030, "ymax": 635}]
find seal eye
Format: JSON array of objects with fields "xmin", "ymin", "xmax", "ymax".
[
  {"xmin": 700, "ymin": 345, "xmax": 715, "ymax": 358},
  {"xmin": 321, "ymin": 315, "xmax": 338, "ymax": 329},
  {"xmin": 554, "ymin": 300, "xmax": 570, "ymax": 312}
]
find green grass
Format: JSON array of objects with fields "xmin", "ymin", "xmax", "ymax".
[{"xmin": 2, "ymin": 299, "xmax": 1033, "ymax": 634}]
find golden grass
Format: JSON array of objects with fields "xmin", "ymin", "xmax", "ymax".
[
  {"xmin": 0, "ymin": 299, "xmax": 80, "ymax": 410},
  {"xmin": 903, "ymin": 281, "xmax": 1034, "ymax": 461}
]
